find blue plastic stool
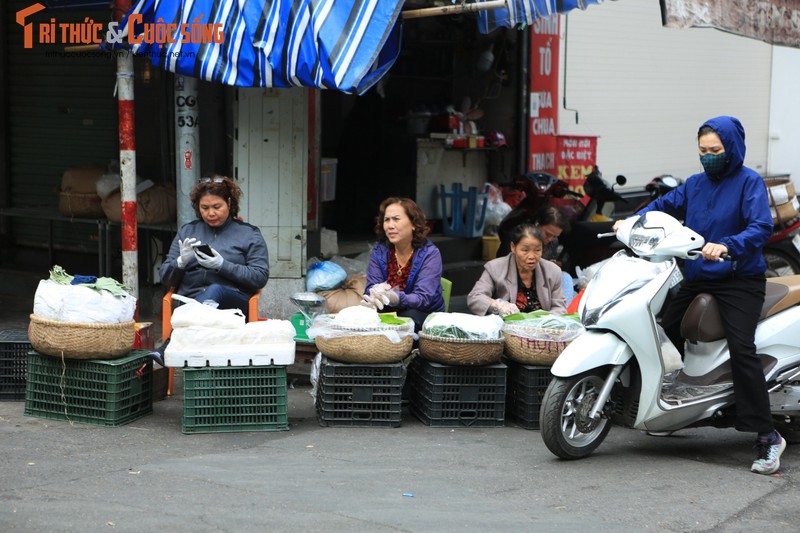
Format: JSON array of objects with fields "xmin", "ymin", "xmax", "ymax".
[{"xmin": 439, "ymin": 183, "xmax": 490, "ymax": 238}]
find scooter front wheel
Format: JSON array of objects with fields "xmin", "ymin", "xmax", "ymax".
[{"xmin": 540, "ymin": 370, "xmax": 612, "ymax": 459}]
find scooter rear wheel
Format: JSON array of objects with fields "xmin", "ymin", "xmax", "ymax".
[{"xmin": 540, "ymin": 370, "xmax": 612, "ymax": 459}]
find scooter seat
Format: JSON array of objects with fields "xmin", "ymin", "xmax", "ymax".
[
  {"xmin": 762, "ymin": 275, "xmax": 800, "ymax": 318},
  {"xmin": 681, "ymin": 278, "xmax": 798, "ymax": 342},
  {"xmin": 681, "ymin": 293, "xmax": 725, "ymax": 342}
]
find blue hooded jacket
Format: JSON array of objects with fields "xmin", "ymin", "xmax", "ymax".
[{"xmin": 638, "ymin": 116, "xmax": 772, "ymax": 281}]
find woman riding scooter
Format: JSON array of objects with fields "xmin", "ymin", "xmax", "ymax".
[{"xmin": 613, "ymin": 115, "xmax": 785, "ymax": 475}]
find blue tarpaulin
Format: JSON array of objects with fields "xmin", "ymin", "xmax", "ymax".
[
  {"xmin": 106, "ymin": 1, "xmax": 609, "ymax": 93},
  {"xmin": 108, "ymin": 0, "xmax": 404, "ymax": 95},
  {"xmin": 477, "ymin": 0, "xmax": 605, "ymax": 33}
]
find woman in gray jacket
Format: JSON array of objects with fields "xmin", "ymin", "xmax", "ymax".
[
  {"xmin": 160, "ymin": 175, "xmax": 269, "ymax": 316},
  {"xmin": 468, "ymin": 224, "xmax": 565, "ymax": 316}
]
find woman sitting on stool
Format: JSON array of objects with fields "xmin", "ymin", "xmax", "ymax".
[{"xmin": 468, "ymin": 224, "xmax": 566, "ymax": 316}]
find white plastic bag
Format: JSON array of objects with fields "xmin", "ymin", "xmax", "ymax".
[
  {"xmin": 482, "ymin": 183, "xmax": 512, "ymax": 228},
  {"xmin": 170, "ymin": 298, "xmax": 246, "ymax": 329}
]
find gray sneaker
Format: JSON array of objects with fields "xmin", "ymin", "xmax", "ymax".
[{"xmin": 751, "ymin": 433, "xmax": 786, "ymax": 475}]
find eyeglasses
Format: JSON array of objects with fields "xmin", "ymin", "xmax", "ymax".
[{"xmin": 199, "ymin": 177, "xmax": 225, "ymax": 184}]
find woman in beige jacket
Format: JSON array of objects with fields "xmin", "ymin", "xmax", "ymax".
[{"xmin": 468, "ymin": 224, "xmax": 566, "ymax": 316}]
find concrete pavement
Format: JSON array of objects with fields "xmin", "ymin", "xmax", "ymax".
[{"xmin": 0, "ymin": 268, "xmax": 798, "ymax": 532}]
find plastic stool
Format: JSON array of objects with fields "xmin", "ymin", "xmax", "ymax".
[{"xmin": 439, "ymin": 183, "xmax": 490, "ymax": 238}]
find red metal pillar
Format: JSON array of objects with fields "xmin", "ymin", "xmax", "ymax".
[{"xmin": 115, "ymin": 0, "xmax": 138, "ymax": 299}]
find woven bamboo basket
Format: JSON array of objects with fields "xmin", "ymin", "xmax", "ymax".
[
  {"xmin": 28, "ymin": 314, "xmax": 135, "ymax": 359},
  {"xmin": 502, "ymin": 328, "xmax": 571, "ymax": 366},
  {"xmin": 315, "ymin": 333, "xmax": 413, "ymax": 363},
  {"xmin": 58, "ymin": 191, "xmax": 105, "ymax": 218},
  {"xmin": 418, "ymin": 333, "xmax": 504, "ymax": 366}
]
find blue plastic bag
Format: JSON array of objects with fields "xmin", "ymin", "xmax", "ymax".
[{"xmin": 306, "ymin": 261, "xmax": 347, "ymax": 292}]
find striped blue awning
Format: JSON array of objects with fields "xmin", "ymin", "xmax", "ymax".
[
  {"xmin": 477, "ymin": 0, "xmax": 606, "ymax": 33},
  {"xmin": 108, "ymin": 0, "xmax": 404, "ymax": 95}
]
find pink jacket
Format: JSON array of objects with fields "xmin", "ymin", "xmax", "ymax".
[{"xmin": 467, "ymin": 253, "xmax": 566, "ymax": 315}]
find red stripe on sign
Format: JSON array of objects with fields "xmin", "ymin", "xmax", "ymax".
[
  {"xmin": 121, "ymin": 201, "xmax": 138, "ymax": 251},
  {"xmin": 118, "ymin": 100, "xmax": 136, "ymax": 151}
]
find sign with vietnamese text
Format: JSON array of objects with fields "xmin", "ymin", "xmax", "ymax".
[
  {"xmin": 529, "ymin": 16, "xmax": 560, "ymax": 173},
  {"xmin": 556, "ymin": 135, "xmax": 598, "ymax": 197}
]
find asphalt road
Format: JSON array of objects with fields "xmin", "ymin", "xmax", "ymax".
[{"xmin": 1, "ymin": 382, "xmax": 798, "ymax": 533}]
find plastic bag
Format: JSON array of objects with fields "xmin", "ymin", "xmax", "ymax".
[
  {"xmin": 421, "ymin": 312, "xmax": 504, "ymax": 340},
  {"xmin": 657, "ymin": 323, "xmax": 684, "ymax": 375},
  {"xmin": 170, "ymin": 296, "xmax": 246, "ymax": 329},
  {"xmin": 502, "ymin": 313, "xmax": 584, "ymax": 343},
  {"xmin": 482, "ymin": 182, "xmax": 513, "ymax": 229},
  {"xmin": 307, "ymin": 313, "xmax": 416, "ymax": 343},
  {"xmin": 306, "ymin": 260, "xmax": 347, "ymax": 292}
]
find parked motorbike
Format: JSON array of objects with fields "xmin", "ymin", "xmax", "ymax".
[
  {"xmin": 763, "ymin": 218, "xmax": 800, "ymax": 277},
  {"xmin": 497, "ymin": 168, "xmax": 631, "ymax": 274},
  {"xmin": 539, "ymin": 211, "xmax": 800, "ymax": 459}
]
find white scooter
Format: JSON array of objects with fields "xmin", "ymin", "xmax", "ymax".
[{"xmin": 540, "ymin": 211, "xmax": 800, "ymax": 459}]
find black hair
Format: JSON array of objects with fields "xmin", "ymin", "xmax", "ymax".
[{"xmin": 535, "ymin": 205, "xmax": 570, "ymax": 232}]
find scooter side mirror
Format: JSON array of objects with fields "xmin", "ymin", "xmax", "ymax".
[{"xmin": 615, "ymin": 175, "xmax": 627, "ymax": 186}]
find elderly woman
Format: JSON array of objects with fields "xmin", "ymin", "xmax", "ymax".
[
  {"xmin": 160, "ymin": 175, "xmax": 269, "ymax": 316},
  {"xmin": 362, "ymin": 197, "xmax": 445, "ymax": 330},
  {"xmin": 468, "ymin": 224, "xmax": 566, "ymax": 316}
]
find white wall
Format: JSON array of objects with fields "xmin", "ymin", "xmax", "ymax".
[
  {"xmin": 768, "ymin": 46, "xmax": 800, "ymax": 186},
  {"xmin": 557, "ymin": 0, "xmax": 772, "ymax": 189}
]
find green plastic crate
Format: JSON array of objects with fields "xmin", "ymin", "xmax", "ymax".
[
  {"xmin": 24, "ymin": 350, "xmax": 153, "ymax": 427},
  {"xmin": 1, "ymin": 330, "xmax": 31, "ymax": 401},
  {"xmin": 182, "ymin": 366, "xmax": 289, "ymax": 434}
]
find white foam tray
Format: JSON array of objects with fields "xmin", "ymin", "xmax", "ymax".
[{"xmin": 165, "ymin": 341, "xmax": 296, "ymax": 368}]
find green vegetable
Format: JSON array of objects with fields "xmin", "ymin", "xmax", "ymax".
[
  {"xmin": 49, "ymin": 265, "xmax": 74, "ymax": 285},
  {"xmin": 503, "ymin": 310, "xmax": 581, "ymax": 323},
  {"xmin": 48, "ymin": 265, "xmax": 131, "ymax": 296},
  {"xmin": 379, "ymin": 314, "xmax": 407, "ymax": 326}
]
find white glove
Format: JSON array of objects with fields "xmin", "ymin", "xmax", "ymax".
[
  {"xmin": 176, "ymin": 238, "xmax": 198, "ymax": 268},
  {"xmin": 490, "ymin": 298, "xmax": 518, "ymax": 316},
  {"xmin": 361, "ymin": 283, "xmax": 393, "ymax": 310},
  {"xmin": 195, "ymin": 246, "xmax": 224, "ymax": 271}
]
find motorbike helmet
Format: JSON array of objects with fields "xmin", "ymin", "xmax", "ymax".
[{"xmin": 486, "ymin": 130, "xmax": 508, "ymax": 148}]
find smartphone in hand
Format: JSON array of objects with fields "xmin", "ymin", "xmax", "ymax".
[{"xmin": 192, "ymin": 243, "xmax": 213, "ymax": 256}]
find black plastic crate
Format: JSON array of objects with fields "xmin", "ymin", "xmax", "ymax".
[
  {"xmin": 0, "ymin": 330, "xmax": 31, "ymax": 401},
  {"xmin": 505, "ymin": 360, "xmax": 552, "ymax": 430},
  {"xmin": 408, "ymin": 357, "xmax": 506, "ymax": 427},
  {"xmin": 316, "ymin": 356, "xmax": 404, "ymax": 428},
  {"xmin": 182, "ymin": 366, "xmax": 288, "ymax": 434},
  {"xmin": 24, "ymin": 350, "xmax": 152, "ymax": 427}
]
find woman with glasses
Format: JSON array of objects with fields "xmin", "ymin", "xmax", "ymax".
[
  {"xmin": 468, "ymin": 224, "xmax": 566, "ymax": 316},
  {"xmin": 160, "ymin": 175, "xmax": 269, "ymax": 316}
]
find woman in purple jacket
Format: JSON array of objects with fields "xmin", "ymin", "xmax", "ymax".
[{"xmin": 363, "ymin": 197, "xmax": 445, "ymax": 330}]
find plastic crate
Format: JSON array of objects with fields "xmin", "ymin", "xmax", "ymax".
[
  {"xmin": 408, "ymin": 357, "xmax": 506, "ymax": 427},
  {"xmin": 505, "ymin": 360, "xmax": 552, "ymax": 430},
  {"xmin": 182, "ymin": 366, "xmax": 288, "ymax": 434},
  {"xmin": 315, "ymin": 356, "xmax": 403, "ymax": 428},
  {"xmin": 0, "ymin": 330, "xmax": 31, "ymax": 401},
  {"xmin": 24, "ymin": 350, "xmax": 152, "ymax": 427}
]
